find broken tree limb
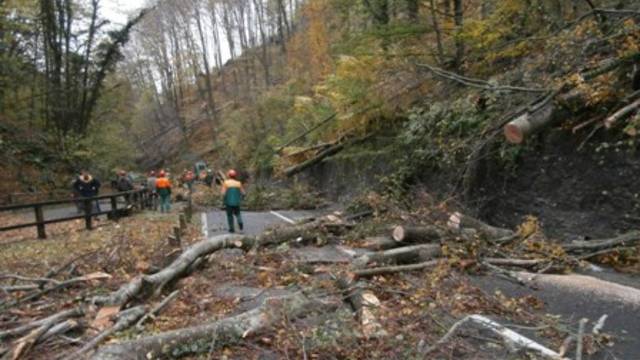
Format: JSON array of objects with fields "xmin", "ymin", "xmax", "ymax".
[
  {"xmin": 351, "ymin": 244, "xmax": 442, "ymax": 269},
  {"xmin": 92, "ymin": 234, "xmax": 244, "ymax": 307},
  {"xmin": 392, "ymin": 225, "xmax": 445, "ymax": 243},
  {"xmin": 91, "ymin": 293, "xmax": 336, "ymax": 360},
  {"xmin": 415, "ymin": 62, "xmax": 548, "ymax": 93},
  {"xmin": 68, "ymin": 306, "xmax": 146, "ymax": 359},
  {"xmin": 6, "ymin": 322, "xmax": 55, "ymax": 360},
  {"xmin": 562, "ymin": 231, "xmax": 640, "ymax": 253},
  {"xmin": 2, "ymin": 273, "xmax": 111, "ymax": 310},
  {"xmin": 604, "ymin": 97, "xmax": 640, "ymax": 128},
  {"xmin": 93, "ymin": 225, "xmax": 328, "ymax": 307},
  {"xmin": 135, "ymin": 290, "xmax": 180, "ymax": 331},
  {"xmin": 0, "ymin": 307, "xmax": 84, "ymax": 340},
  {"xmin": 483, "ymin": 258, "xmax": 547, "ymax": 268},
  {"xmin": 354, "ymin": 260, "xmax": 439, "ymax": 278},
  {"xmin": 575, "ymin": 318, "xmax": 589, "ymax": 360},
  {"xmin": 447, "ymin": 212, "xmax": 514, "ymax": 239},
  {"xmin": 283, "ymin": 135, "xmax": 371, "ymax": 177},
  {"xmin": 425, "ymin": 315, "xmax": 567, "ymax": 359}
]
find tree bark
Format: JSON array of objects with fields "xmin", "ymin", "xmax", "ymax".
[
  {"xmin": 336, "ymin": 274, "xmax": 387, "ymax": 338},
  {"xmin": 91, "ymin": 293, "xmax": 335, "ymax": 360},
  {"xmin": 352, "ymin": 244, "xmax": 442, "ymax": 268}
]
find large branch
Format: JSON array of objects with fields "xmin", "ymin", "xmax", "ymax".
[
  {"xmin": 562, "ymin": 231, "xmax": 640, "ymax": 253},
  {"xmin": 93, "ymin": 221, "xmax": 332, "ymax": 307},
  {"xmin": 91, "ymin": 293, "xmax": 335, "ymax": 360}
]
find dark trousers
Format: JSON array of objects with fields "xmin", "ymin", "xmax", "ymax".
[{"xmin": 225, "ymin": 206, "xmax": 243, "ymax": 233}]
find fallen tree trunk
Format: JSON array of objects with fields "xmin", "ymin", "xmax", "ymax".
[
  {"xmin": 352, "ymin": 244, "xmax": 442, "ymax": 269},
  {"xmin": 392, "ymin": 226, "xmax": 445, "ymax": 243},
  {"xmin": 91, "ymin": 293, "xmax": 336, "ymax": 360},
  {"xmin": 92, "ymin": 235, "xmax": 245, "ymax": 306},
  {"xmin": 447, "ymin": 212, "xmax": 514, "ymax": 239},
  {"xmin": 562, "ymin": 231, "xmax": 640, "ymax": 253},
  {"xmin": 93, "ymin": 221, "xmax": 333, "ymax": 307},
  {"xmin": 284, "ymin": 135, "xmax": 371, "ymax": 177}
]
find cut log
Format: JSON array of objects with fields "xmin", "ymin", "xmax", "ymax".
[
  {"xmin": 361, "ymin": 236, "xmax": 398, "ymax": 251},
  {"xmin": 504, "ymin": 102, "xmax": 554, "ymax": 144},
  {"xmin": 91, "ymin": 293, "xmax": 336, "ymax": 360},
  {"xmin": 392, "ymin": 226, "xmax": 444, "ymax": 243},
  {"xmin": 336, "ymin": 274, "xmax": 387, "ymax": 338},
  {"xmin": 447, "ymin": 212, "xmax": 514, "ymax": 239},
  {"xmin": 352, "ymin": 244, "xmax": 442, "ymax": 269},
  {"xmin": 604, "ymin": 98, "xmax": 640, "ymax": 128}
]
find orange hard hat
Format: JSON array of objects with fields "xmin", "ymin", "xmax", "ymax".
[{"xmin": 227, "ymin": 169, "xmax": 237, "ymax": 178}]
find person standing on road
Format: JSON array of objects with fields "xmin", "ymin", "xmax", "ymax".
[
  {"xmin": 221, "ymin": 169, "xmax": 245, "ymax": 233},
  {"xmin": 146, "ymin": 170, "xmax": 158, "ymax": 210},
  {"xmin": 116, "ymin": 170, "xmax": 134, "ymax": 206},
  {"xmin": 73, "ymin": 170, "xmax": 101, "ymax": 217},
  {"xmin": 156, "ymin": 170, "xmax": 172, "ymax": 213}
]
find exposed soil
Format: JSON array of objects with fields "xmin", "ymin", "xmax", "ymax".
[{"xmin": 479, "ymin": 128, "xmax": 640, "ymax": 239}]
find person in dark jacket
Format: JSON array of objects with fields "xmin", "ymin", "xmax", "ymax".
[
  {"xmin": 221, "ymin": 169, "xmax": 245, "ymax": 233},
  {"xmin": 72, "ymin": 171, "xmax": 101, "ymax": 216},
  {"xmin": 116, "ymin": 170, "xmax": 134, "ymax": 206}
]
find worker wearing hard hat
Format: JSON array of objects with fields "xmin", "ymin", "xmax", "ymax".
[{"xmin": 221, "ymin": 169, "xmax": 245, "ymax": 233}]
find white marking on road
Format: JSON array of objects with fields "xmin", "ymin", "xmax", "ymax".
[
  {"xmin": 270, "ymin": 211, "xmax": 296, "ymax": 224},
  {"xmin": 201, "ymin": 212, "xmax": 208, "ymax": 238}
]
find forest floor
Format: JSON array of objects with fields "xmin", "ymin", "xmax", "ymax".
[{"xmin": 1, "ymin": 189, "xmax": 639, "ymax": 360}]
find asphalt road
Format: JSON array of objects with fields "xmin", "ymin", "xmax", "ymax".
[
  {"xmin": 472, "ymin": 270, "xmax": 640, "ymax": 360},
  {"xmin": 202, "ymin": 209, "xmax": 318, "ymax": 237}
]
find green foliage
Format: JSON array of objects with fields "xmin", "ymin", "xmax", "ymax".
[{"xmin": 400, "ymin": 97, "xmax": 487, "ymax": 168}]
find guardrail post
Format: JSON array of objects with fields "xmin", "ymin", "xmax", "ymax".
[
  {"xmin": 110, "ymin": 196, "xmax": 118, "ymax": 220},
  {"xmin": 83, "ymin": 199, "xmax": 93, "ymax": 230},
  {"xmin": 34, "ymin": 205, "xmax": 46, "ymax": 239}
]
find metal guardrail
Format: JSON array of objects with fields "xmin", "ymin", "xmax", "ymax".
[{"xmin": 0, "ymin": 189, "xmax": 149, "ymax": 239}]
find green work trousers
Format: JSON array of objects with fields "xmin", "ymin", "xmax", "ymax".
[
  {"xmin": 159, "ymin": 193, "xmax": 171, "ymax": 212},
  {"xmin": 226, "ymin": 206, "xmax": 243, "ymax": 233}
]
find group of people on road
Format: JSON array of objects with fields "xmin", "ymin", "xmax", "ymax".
[{"xmin": 70, "ymin": 166, "xmax": 246, "ymax": 233}]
